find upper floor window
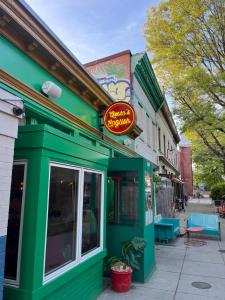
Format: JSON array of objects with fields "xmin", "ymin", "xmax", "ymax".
[
  {"xmin": 137, "ymin": 103, "xmax": 143, "ymax": 130},
  {"xmin": 146, "ymin": 116, "xmax": 151, "ymax": 147},
  {"xmin": 152, "ymin": 122, "xmax": 156, "ymax": 151},
  {"xmin": 163, "ymin": 135, "xmax": 166, "ymax": 155},
  {"xmin": 158, "ymin": 127, "xmax": 161, "ymax": 151}
]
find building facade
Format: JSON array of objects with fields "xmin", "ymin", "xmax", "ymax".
[
  {"xmin": 85, "ymin": 51, "xmax": 166, "ymax": 167},
  {"xmin": 0, "ymin": 1, "xmax": 156, "ymax": 299},
  {"xmin": 156, "ymin": 102, "xmax": 180, "ymax": 176}
]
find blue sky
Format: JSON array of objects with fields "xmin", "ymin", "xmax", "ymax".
[{"xmin": 26, "ymin": 0, "xmax": 159, "ymax": 64}]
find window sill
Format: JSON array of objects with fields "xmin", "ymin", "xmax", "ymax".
[{"xmin": 43, "ymin": 247, "xmax": 106, "ymax": 285}]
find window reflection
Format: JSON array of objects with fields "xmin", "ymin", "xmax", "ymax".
[
  {"xmin": 82, "ymin": 172, "xmax": 101, "ymax": 255},
  {"xmin": 107, "ymin": 171, "xmax": 139, "ymax": 225},
  {"xmin": 5, "ymin": 164, "xmax": 25, "ymax": 281},
  {"xmin": 145, "ymin": 172, "xmax": 153, "ymax": 225},
  {"xmin": 45, "ymin": 166, "xmax": 78, "ymax": 275}
]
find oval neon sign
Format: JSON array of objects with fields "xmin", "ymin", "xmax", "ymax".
[{"xmin": 103, "ymin": 101, "xmax": 136, "ymax": 135}]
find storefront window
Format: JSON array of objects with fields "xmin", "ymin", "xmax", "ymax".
[
  {"xmin": 5, "ymin": 162, "xmax": 26, "ymax": 283},
  {"xmin": 44, "ymin": 163, "xmax": 103, "ymax": 281},
  {"xmin": 45, "ymin": 166, "xmax": 78, "ymax": 275},
  {"xmin": 107, "ymin": 171, "xmax": 139, "ymax": 225},
  {"xmin": 82, "ymin": 172, "xmax": 101, "ymax": 255}
]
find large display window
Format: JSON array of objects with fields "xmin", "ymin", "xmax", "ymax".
[
  {"xmin": 82, "ymin": 171, "xmax": 102, "ymax": 255},
  {"xmin": 44, "ymin": 163, "xmax": 104, "ymax": 282},
  {"xmin": 45, "ymin": 166, "xmax": 79, "ymax": 275}
]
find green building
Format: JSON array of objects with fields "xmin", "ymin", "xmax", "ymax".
[{"xmin": 0, "ymin": 1, "xmax": 157, "ymax": 300}]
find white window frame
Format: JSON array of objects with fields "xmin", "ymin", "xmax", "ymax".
[
  {"xmin": 4, "ymin": 161, "xmax": 27, "ymax": 288},
  {"xmin": 152, "ymin": 122, "xmax": 156, "ymax": 151},
  {"xmin": 137, "ymin": 103, "xmax": 143, "ymax": 130},
  {"xmin": 146, "ymin": 115, "xmax": 151, "ymax": 147},
  {"xmin": 43, "ymin": 162, "xmax": 104, "ymax": 283}
]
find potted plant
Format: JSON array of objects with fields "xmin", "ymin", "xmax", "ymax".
[{"xmin": 105, "ymin": 237, "xmax": 147, "ymax": 293}]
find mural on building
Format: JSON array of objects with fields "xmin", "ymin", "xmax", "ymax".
[
  {"xmin": 86, "ymin": 57, "xmax": 131, "ymax": 102},
  {"xmin": 98, "ymin": 76, "xmax": 130, "ymax": 102}
]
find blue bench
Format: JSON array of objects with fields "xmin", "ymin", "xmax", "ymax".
[
  {"xmin": 187, "ymin": 213, "xmax": 221, "ymax": 240},
  {"xmin": 154, "ymin": 215, "xmax": 180, "ymax": 243}
]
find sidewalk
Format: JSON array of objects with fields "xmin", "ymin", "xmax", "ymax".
[{"xmin": 99, "ymin": 199, "xmax": 225, "ymax": 300}]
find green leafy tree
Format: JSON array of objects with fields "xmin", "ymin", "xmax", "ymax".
[
  {"xmin": 144, "ymin": 0, "xmax": 225, "ymax": 174},
  {"xmin": 187, "ymin": 131, "xmax": 224, "ymax": 188}
]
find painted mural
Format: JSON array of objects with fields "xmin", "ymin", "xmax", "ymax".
[
  {"xmin": 86, "ymin": 54, "xmax": 131, "ymax": 102},
  {"xmin": 98, "ymin": 76, "xmax": 130, "ymax": 102}
]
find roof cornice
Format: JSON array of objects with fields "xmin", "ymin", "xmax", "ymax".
[
  {"xmin": 161, "ymin": 102, "xmax": 180, "ymax": 144},
  {"xmin": 0, "ymin": 0, "xmax": 114, "ymax": 111},
  {"xmin": 134, "ymin": 53, "xmax": 165, "ymax": 112},
  {"xmin": 84, "ymin": 50, "xmax": 131, "ymax": 67}
]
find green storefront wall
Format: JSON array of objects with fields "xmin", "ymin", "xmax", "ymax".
[{"xmin": 4, "ymin": 124, "xmax": 112, "ymax": 300}]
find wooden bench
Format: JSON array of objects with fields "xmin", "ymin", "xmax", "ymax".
[
  {"xmin": 187, "ymin": 213, "xmax": 221, "ymax": 241},
  {"xmin": 154, "ymin": 214, "xmax": 180, "ymax": 243}
]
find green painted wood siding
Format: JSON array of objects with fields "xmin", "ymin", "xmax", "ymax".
[
  {"xmin": 0, "ymin": 36, "xmax": 98, "ymax": 128},
  {"xmin": 4, "ymin": 125, "xmax": 108, "ymax": 300},
  {"xmin": 0, "ymin": 36, "xmax": 135, "ymax": 150}
]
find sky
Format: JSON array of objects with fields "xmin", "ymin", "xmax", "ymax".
[{"xmin": 25, "ymin": 0, "xmax": 160, "ymax": 64}]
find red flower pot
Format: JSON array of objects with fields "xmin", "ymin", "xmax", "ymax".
[{"xmin": 111, "ymin": 267, "xmax": 133, "ymax": 292}]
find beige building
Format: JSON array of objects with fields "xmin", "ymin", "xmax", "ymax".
[{"xmin": 156, "ymin": 101, "xmax": 180, "ymax": 176}]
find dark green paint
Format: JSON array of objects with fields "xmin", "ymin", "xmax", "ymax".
[
  {"xmin": 133, "ymin": 53, "xmax": 165, "ymax": 112},
  {"xmin": 4, "ymin": 125, "xmax": 110, "ymax": 300},
  {"xmin": 0, "ymin": 36, "xmax": 135, "ymax": 149},
  {"xmin": 0, "ymin": 36, "xmax": 98, "ymax": 128},
  {"xmin": 106, "ymin": 158, "xmax": 155, "ymax": 283}
]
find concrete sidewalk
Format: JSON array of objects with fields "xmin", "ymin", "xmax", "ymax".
[{"xmin": 99, "ymin": 200, "xmax": 225, "ymax": 300}]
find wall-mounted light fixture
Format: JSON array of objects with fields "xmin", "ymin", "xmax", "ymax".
[{"xmin": 41, "ymin": 81, "xmax": 62, "ymax": 99}]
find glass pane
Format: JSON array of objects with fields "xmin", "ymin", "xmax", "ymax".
[
  {"xmin": 145, "ymin": 172, "xmax": 153, "ymax": 225},
  {"xmin": 107, "ymin": 171, "xmax": 139, "ymax": 226},
  {"xmin": 82, "ymin": 172, "xmax": 102, "ymax": 255},
  {"xmin": 45, "ymin": 166, "xmax": 78, "ymax": 275},
  {"xmin": 5, "ymin": 164, "xmax": 25, "ymax": 280}
]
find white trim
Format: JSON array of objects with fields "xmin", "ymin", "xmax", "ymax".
[
  {"xmin": 43, "ymin": 162, "xmax": 81, "ymax": 282},
  {"xmin": 42, "ymin": 162, "xmax": 51, "ymax": 282},
  {"xmin": 76, "ymin": 168, "xmax": 84, "ymax": 261},
  {"xmin": 79, "ymin": 168, "xmax": 104, "ymax": 261},
  {"xmin": 43, "ymin": 162, "xmax": 104, "ymax": 284},
  {"xmin": 4, "ymin": 160, "xmax": 27, "ymax": 288}
]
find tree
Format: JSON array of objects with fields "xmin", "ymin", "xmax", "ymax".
[
  {"xmin": 188, "ymin": 131, "xmax": 224, "ymax": 188},
  {"xmin": 144, "ymin": 0, "xmax": 225, "ymax": 174}
]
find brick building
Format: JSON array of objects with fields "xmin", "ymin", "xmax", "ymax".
[{"xmin": 178, "ymin": 134, "xmax": 193, "ymax": 196}]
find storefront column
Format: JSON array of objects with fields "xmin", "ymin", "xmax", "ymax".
[
  {"xmin": 0, "ymin": 88, "xmax": 23, "ymax": 300},
  {"xmin": 19, "ymin": 155, "xmax": 50, "ymax": 292}
]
